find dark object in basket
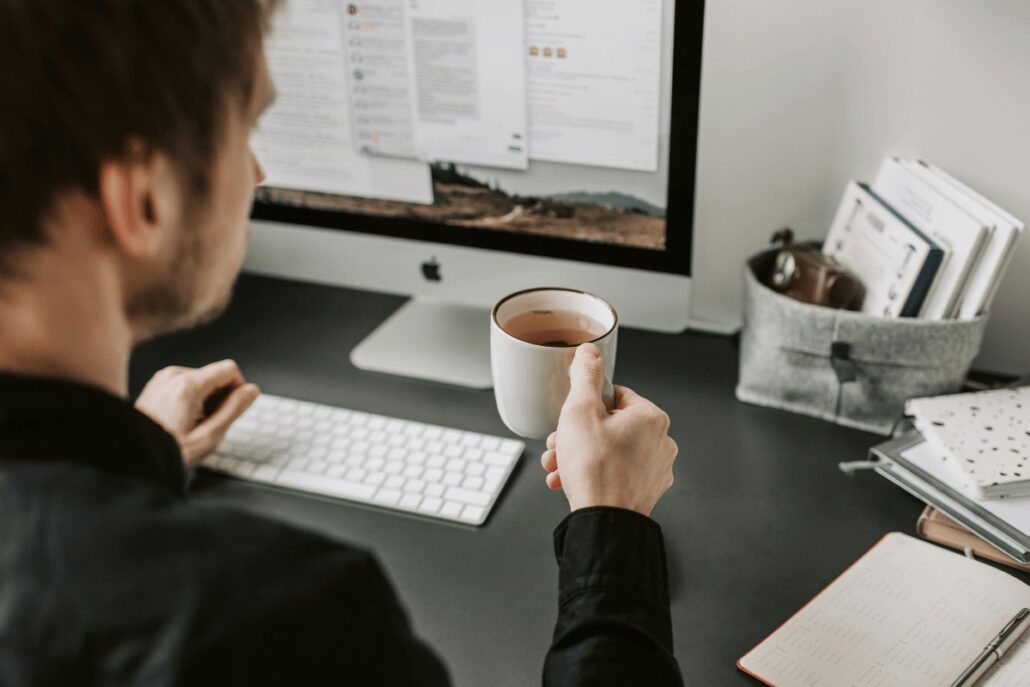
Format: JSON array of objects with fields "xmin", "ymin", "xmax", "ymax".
[{"xmin": 765, "ymin": 228, "xmax": 863, "ymax": 310}]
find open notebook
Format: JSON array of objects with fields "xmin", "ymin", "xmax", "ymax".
[{"xmin": 738, "ymin": 533, "xmax": 1030, "ymax": 686}]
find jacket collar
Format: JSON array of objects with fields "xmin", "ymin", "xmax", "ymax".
[{"xmin": 0, "ymin": 371, "xmax": 186, "ymax": 496}]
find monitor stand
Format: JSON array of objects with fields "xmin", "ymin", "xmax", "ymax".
[{"xmin": 350, "ymin": 298, "xmax": 493, "ymax": 389}]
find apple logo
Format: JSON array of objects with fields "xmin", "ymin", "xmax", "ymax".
[{"xmin": 421, "ymin": 257, "xmax": 442, "ymax": 282}]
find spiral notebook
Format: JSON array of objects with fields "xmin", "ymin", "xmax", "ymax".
[{"xmin": 738, "ymin": 533, "xmax": 1030, "ymax": 687}]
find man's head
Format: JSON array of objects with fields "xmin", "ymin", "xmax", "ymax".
[{"xmin": 0, "ymin": 0, "xmax": 280, "ymax": 340}]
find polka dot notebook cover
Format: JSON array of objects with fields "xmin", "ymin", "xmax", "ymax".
[{"xmin": 906, "ymin": 387, "xmax": 1030, "ymax": 499}]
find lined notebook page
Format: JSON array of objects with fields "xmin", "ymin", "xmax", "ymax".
[{"xmin": 738, "ymin": 533, "xmax": 1030, "ymax": 686}]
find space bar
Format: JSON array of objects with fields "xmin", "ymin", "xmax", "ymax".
[{"xmin": 276, "ymin": 470, "xmax": 376, "ymax": 501}]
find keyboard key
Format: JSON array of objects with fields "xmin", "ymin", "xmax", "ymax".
[
  {"xmin": 440, "ymin": 501, "xmax": 463, "ymax": 518},
  {"xmin": 443, "ymin": 471, "xmax": 463, "ymax": 486},
  {"xmin": 461, "ymin": 434, "xmax": 481, "ymax": 447},
  {"xmin": 384, "ymin": 461, "xmax": 403, "ymax": 475},
  {"xmin": 462, "ymin": 475, "xmax": 484, "ymax": 491},
  {"xmin": 404, "ymin": 479, "xmax": 426, "ymax": 494},
  {"xmin": 423, "ymin": 426, "xmax": 442, "ymax": 440},
  {"xmin": 460, "ymin": 505, "xmax": 485, "ymax": 524},
  {"xmin": 327, "ymin": 465, "xmax": 347, "ymax": 478},
  {"xmin": 385, "ymin": 475, "xmax": 405, "ymax": 489},
  {"xmin": 403, "ymin": 422, "xmax": 425, "ymax": 436},
  {"xmin": 399, "ymin": 493, "xmax": 422, "ymax": 510},
  {"xmin": 277, "ymin": 470, "xmax": 375, "ymax": 501},
  {"xmin": 252, "ymin": 465, "xmax": 280, "ymax": 482},
  {"xmin": 481, "ymin": 437, "xmax": 500, "ymax": 451},
  {"xmin": 444, "ymin": 445, "xmax": 464, "ymax": 458},
  {"xmin": 427, "ymin": 454, "xmax": 446, "ymax": 468},
  {"xmin": 403, "ymin": 464, "xmax": 424, "ymax": 478},
  {"xmin": 425, "ymin": 483, "xmax": 445, "ymax": 498},
  {"xmin": 467, "ymin": 462, "xmax": 485, "ymax": 477},
  {"xmin": 424, "ymin": 468, "xmax": 444, "ymax": 483},
  {"xmin": 463, "ymin": 447, "xmax": 484, "ymax": 461},
  {"xmin": 345, "ymin": 468, "xmax": 367, "ymax": 482},
  {"xmin": 445, "ymin": 486, "xmax": 490, "ymax": 507},
  {"xmin": 365, "ymin": 471, "xmax": 386, "ymax": 486},
  {"xmin": 446, "ymin": 458, "xmax": 467, "ymax": 473},
  {"xmin": 500, "ymin": 439, "xmax": 523, "ymax": 454},
  {"xmin": 419, "ymin": 497, "xmax": 443, "ymax": 514},
  {"xmin": 374, "ymin": 488, "xmax": 401, "ymax": 505},
  {"xmin": 484, "ymin": 451, "xmax": 513, "ymax": 467}
]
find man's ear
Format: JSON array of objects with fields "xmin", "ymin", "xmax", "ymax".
[{"xmin": 97, "ymin": 140, "xmax": 181, "ymax": 259}]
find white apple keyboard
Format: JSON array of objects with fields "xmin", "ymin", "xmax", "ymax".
[{"xmin": 201, "ymin": 393, "xmax": 525, "ymax": 526}]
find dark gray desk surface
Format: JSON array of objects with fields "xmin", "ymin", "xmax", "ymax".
[{"xmin": 129, "ymin": 274, "xmax": 1030, "ymax": 687}]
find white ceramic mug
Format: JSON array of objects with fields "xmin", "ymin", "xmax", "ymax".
[{"xmin": 491, "ymin": 288, "xmax": 618, "ymax": 440}]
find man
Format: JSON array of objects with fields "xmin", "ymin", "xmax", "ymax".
[{"xmin": 0, "ymin": 1, "xmax": 681, "ymax": 685}]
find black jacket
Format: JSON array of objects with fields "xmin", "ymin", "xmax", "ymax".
[{"xmin": 0, "ymin": 372, "xmax": 681, "ymax": 685}]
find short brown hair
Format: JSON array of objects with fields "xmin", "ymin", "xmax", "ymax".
[{"xmin": 0, "ymin": 0, "xmax": 281, "ymax": 254}]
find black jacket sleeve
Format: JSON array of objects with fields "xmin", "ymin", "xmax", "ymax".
[{"xmin": 543, "ymin": 507, "xmax": 683, "ymax": 687}]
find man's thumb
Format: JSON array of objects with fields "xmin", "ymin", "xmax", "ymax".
[{"xmin": 567, "ymin": 344, "xmax": 605, "ymax": 406}]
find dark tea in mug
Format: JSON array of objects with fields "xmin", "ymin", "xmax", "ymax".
[{"xmin": 501, "ymin": 308, "xmax": 607, "ymax": 347}]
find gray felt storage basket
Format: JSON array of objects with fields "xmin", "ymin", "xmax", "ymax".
[{"xmin": 736, "ymin": 249, "xmax": 989, "ymax": 435}]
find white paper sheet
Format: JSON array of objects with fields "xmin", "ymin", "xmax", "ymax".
[
  {"xmin": 406, "ymin": 0, "xmax": 529, "ymax": 169},
  {"xmin": 739, "ymin": 533, "xmax": 1030, "ymax": 687},
  {"xmin": 525, "ymin": 0, "xmax": 664, "ymax": 171},
  {"xmin": 253, "ymin": 0, "xmax": 432, "ymax": 203},
  {"xmin": 343, "ymin": 0, "xmax": 418, "ymax": 159}
]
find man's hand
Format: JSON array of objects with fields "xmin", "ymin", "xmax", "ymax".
[
  {"xmin": 540, "ymin": 344, "xmax": 677, "ymax": 517},
  {"xmin": 135, "ymin": 360, "xmax": 260, "ymax": 467}
]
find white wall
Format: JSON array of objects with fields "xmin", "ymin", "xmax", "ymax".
[{"xmin": 692, "ymin": 0, "xmax": 1029, "ymax": 374}]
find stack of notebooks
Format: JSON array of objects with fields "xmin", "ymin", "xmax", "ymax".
[
  {"xmin": 871, "ymin": 386, "xmax": 1030, "ymax": 568},
  {"xmin": 824, "ymin": 157, "xmax": 1024, "ymax": 320}
]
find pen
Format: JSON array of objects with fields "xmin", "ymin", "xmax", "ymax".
[{"xmin": 950, "ymin": 608, "xmax": 1030, "ymax": 687}]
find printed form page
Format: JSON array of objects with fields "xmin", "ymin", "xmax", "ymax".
[
  {"xmin": 526, "ymin": 0, "xmax": 663, "ymax": 171},
  {"xmin": 739, "ymin": 533, "xmax": 1030, "ymax": 687},
  {"xmin": 252, "ymin": 0, "xmax": 432, "ymax": 203},
  {"xmin": 406, "ymin": 0, "xmax": 529, "ymax": 170},
  {"xmin": 343, "ymin": 0, "xmax": 418, "ymax": 159}
]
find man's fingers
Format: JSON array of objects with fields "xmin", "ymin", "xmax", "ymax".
[
  {"xmin": 564, "ymin": 344, "xmax": 606, "ymax": 411},
  {"xmin": 545, "ymin": 431, "xmax": 558, "ymax": 451},
  {"xmin": 540, "ymin": 449, "xmax": 557, "ymax": 472},
  {"xmin": 193, "ymin": 360, "xmax": 245, "ymax": 397},
  {"xmin": 545, "ymin": 470, "xmax": 563, "ymax": 490},
  {"xmin": 192, "ymin": 383, "xmax": 260, "ymax": 448},
  {"xmin": 612, "ymin": 385, "xmax": 646, "ymax": 411}
]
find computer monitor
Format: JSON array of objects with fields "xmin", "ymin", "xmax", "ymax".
[{"xmin": 245, "ymin": 0, "xmax": 705, "ymax": 388}]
